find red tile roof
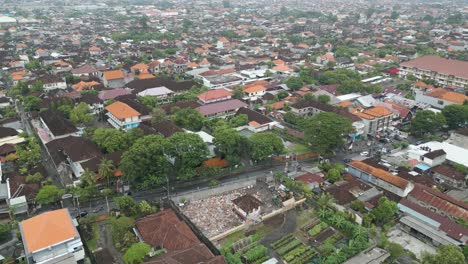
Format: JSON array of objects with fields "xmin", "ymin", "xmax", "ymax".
[
  {"xmin": 409, "ymin": 183, "xmax": 468, "ymax": 220},
  {"xmin": 197, "ymin": 89, "xmax": 232, "ymax": 102}
]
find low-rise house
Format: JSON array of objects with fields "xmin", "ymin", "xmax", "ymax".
[
  {"xmin": 137, "ymin": 86, "xmax": 174, "ymax": 103},
  {"xmin": 398, "ymin": 199, "xmax": 468, "ymax": 246},
  {"xmin": 71, "ymin": 64, "xmax": 98, "ymax": 77},
  {"xmin": 294, "ymin": 172, "xmax": 324, "ymax": 189},
  {"xmin": 431, "ymin": 164, "xmax": 467, "ymax": 188},
  {"xmin": 40, "ymin": 75, "xmax": 67, "ymax": 91},
  {"xmin": 89, "ymin": 46, "xmax": 101, "ymax": 55},
  {"xmin": 235, "ymin": 107, "xmax": 277, "ymax": 133},
  {"xmin": 346, "ymin": 160, "xmax": 414, "ymax": 197},
  {"xmin": 415, "ymin": 88, "xmax": 468, "ymax": 109},
  {"xmin": 407, "ymin": 183, "xmax": 468, "ymax": 221},
  {"xmin": 102, "ymin": 70, "xmax": 126, "ymax": 88},
  {"xmin": 0, "ymin": 97, "xmax": 10, "ymax": 108},
  {"xmin": 243, "ymin": 85, "xmax": 267, "ymax": 100},
  {"xmin": 46, "ymin": 136, "xmax": 102, "ymax": 183},
  {"xmin": 197, "ymin": 89, "xmax": 232, "ymax": 105},
  {"xmin": 135, "ymin": 208, "xmax": 225, "ymax": 263},
  {"xmin": 0, "ymin": 127, "xmax": 25, "ymax": 146},
  {"xmin": 98, "ymin": 88, "xmax": 131, "ymax": 101},
  {"xmin": 78, "ymin": 93, "xmax": 104, "ymax": 115},
  {"xmin": 197, "ymin": 99, "xmax": 247, "ymax": 119},
  {"xmin": 19, "ymin": 209, "xmax": 85, "ymax": 264},
  {"xmin": 232, "ymin": 194, "xmax": 262, "ymax": 219},
  {"xmin": 38, "ymin": 109, "xmax": 78, "ymax": 142},
  {"xmin": 105, "ymin": 101, "xmax": 141, "ymax": 130},
  {"xmin": 420, "ymin": 149, "xmax": 446, "ymax": 168}
]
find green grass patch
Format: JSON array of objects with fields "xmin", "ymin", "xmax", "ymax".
[
  {"xmin": 290, "ymin": 144, "xmax": 310, "ymax": 154},
  {"xmin": 220, "ymin": 230, "xmax": 245, "ymax": 248},
  {"xmin": 85, "ymin": 223, "xmax": 99, "ymax": 251},
  {"xmin": 296, "ymin": 209, "xmax": 315, "ymax": 227}
]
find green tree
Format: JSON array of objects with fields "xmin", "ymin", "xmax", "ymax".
[
  {"xmin": 285, "ymin": 77, "xmax": 303, "ymax": 90},
  {"xmin": 23, "ymin": 96, "xmax": 42, "ymax": 111},
  {"xmin": 229, "ymin": 114, "xmax": 248, "ymax": 127},
  {"xmin": 98, "ymin": 158, "xmax": 115, "ymax": 187},
  {"xmin": 109, "ymin": 216, "xmax": 135, "ymax": 247},
  {"xmin": 92, "ymin": 128, "xmax": 130, "ymax": 153},
  {"xmin": 15, "ymin": 137, "xmax": 41, "ymax": 169},
  {"xmin": 422, "ymin": 245, "xmax": 465, "ymax": 264},
  {"xmin": 151, "ymin": 107, "xmax": 166, "ymax": 125},
  {"xmin": 232, "ymin": 88, "xmax": 244, "ymax": 99},
  {"xmin": 120, "ymin": 135, "xmax": 169, "ymax": 187},
  {"xmin": 35, "ymin": 185, "xmax": 65, "ymax": 205},
  {"xmin": 31, "ymin": 80, "xmax": 44, "ymax": 92},
  {"xmin": 70, "ymin": 102, "xmax": 93, "ymax": 126},
  {"xmin": 371, "ymin": 197, "xmax": 398, "ymax": 225},
  {"xmin": 390, "ymin": 11, "xmax": 400, "ymax": 19},
  {"xmin": 172, "ymin": 108, "xmax": 205, "ymax": 131},
  {"xmin": 317, "ymin": 94, "xmax": 331, "ymax": 104},
  {"xmin": 410, "ymin": 110, "xmax": 446, "ymax": 136},
  {"xmin": 213, "ymin": 125, "xmax": 244, "ymax": 165},
  {"xmin": 25, "ymin": 60, "xmax": 41, "ymax": 70},
  {"xmin": 26, "ymin": 172, "xmax": 42, "ymax": 183},
  {"xmin": 81, "ymin": 168, "xmax": 97, "ymax": 187},
  {"xmin": 167, "ymin": 132, "xmax": 208, "ymax": 180},
  {"xmin": 248, "ymin": 132, "xmax": 285, "ymax": 162},
  {"xmin": 304, "ymin": 112, "xmax": 353, "ymax": 154},
  {"xmin": 123, "ymin": 242, "xmax": 151, "ymax": 264},
  {"xmin": 0, "ymin": 223, "xmax": 11, "ymax": 242},
  {"xmin": 441, "ymin": 104, "xmax": 468, "ymax": 129},
  {"xmin": 222, "ymin": 0, "xmax": 231, "ymax": 8},
  {"xmin": 327, "ymin": 168, "xmax": 342, "ymax": 183},
  {"xmin": 114, "ymin": 195, "xmax": 138, "ymax": 216},
  {"xmin": 138, "ymin": 201, "xmax": 155, "ymax": 216}
]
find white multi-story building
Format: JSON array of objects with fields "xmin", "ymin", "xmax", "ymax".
[
  {"xmin": 20, "ymin": 209, "xmax": 85, "ymax": 264},
  {"xmin": 105, "ymin": 101, "xmax": 141, "ymax": 130}
]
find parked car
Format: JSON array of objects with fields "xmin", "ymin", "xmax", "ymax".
[
  {"xmin": 343, "ymin": 158, "xmax": 352, "ymax": 163},
  {"xmin": 360, "ymin": 151, "xmax": 369, "ymax": 156}
]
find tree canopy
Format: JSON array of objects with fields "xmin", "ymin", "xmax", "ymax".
[
  {"xmin": 35, "ymin": 185, "xmax": 65, "ymax": 205},
  {"xmin": 120, "ymin": 135, "xmax": 169, "ymax": 188},
  {"xmin": 167, "ymin": 132, "xmax": 208, "ymax": 180},
  {"xmin": 70, "ymin": 102, "xmax": 93, "ymax": 126},
  {"xmin": 371, "ymin": 197, "xmax": 398, "ymax": 225},
  {"xmin": 410, "ymin": 110, "xmax": 446, "ymax": 136},
  {"xmin": 441, "ymin": 104, "xmax": 468, "ymax": 129},
  {"xmin": 123, "ymin": 242, "xmax": 152, "ymax": 264},
  {"xmin": 304, "ymin": 112, "xmax": 353, "ymax": 154},
  {"xmin": 248, "ymin": 132, "xmax": 285, "ymax": 162},
  {"xmin": 172, "ymin": 108, "xmax": 205, "ymax": 131},
  {"xmin": 422, "ymin": 245, "xmax": 465, "ymax": 264},
  {"xmin": 213, "ymin": 125, "xmax": 244, "ymax": 165}
]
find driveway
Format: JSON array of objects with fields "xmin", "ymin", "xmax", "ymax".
[{"xmin": 95, "ymin": 221, "xmax": 122, "ymax": 264}]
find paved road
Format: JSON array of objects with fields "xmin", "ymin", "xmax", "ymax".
[
  {"xmin": 16, "ymin": 100, "xmax": 64, "ymax": 188},
  {"xmin": 74, "ymin": 164, "xmax": 289, "ymax": 217}
]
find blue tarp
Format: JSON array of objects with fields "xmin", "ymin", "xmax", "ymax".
[{"xmin": 415, "ymin": 163, "xmax": 431, "ymax": 171}]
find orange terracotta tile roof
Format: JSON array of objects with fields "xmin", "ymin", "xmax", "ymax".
[
  {"xmin": 137, "ymin": 73, "xmax": 154, "ymax": 79},
  {"xmin": 270, "ymin": 101, "xmax": 285, "ymax": 110},
  {"xmin": 273, "ymin": 64, "xmax": 292, "ymax": 72},
  {"xmin": 244, "ymin": 85, "xmax": 266, "ymax": 94},
  {"xmin": 249, "ymin": 121, "xmax": 261, "ymax": 127},
  {"xmin": 273, "ymin": 59, "xmax": 285, "ymax": 65},
  {"xmin": 105, "ymin": 101, "xmax": 140, "ymax": 119},
  {"xmin": 89, "ymin": 46, "xmax": 101, "ymax": 51},
  {"xmin": 197, "ymin": 88, "xmax": 232, "ymax": 102},
  {"xmin": 338, "ymin": 101, "xmax": 353, "ymax": 108},
  {"xmin": 427, "ymin": 88, "xmax": 468, "ymax": 104},
  {"xmin": 103, "ymin": 70, "xmax": 125, "ymax": 80},
  {"xmin": 351, "ymin": 106, "xmax": 393, "ymax": 120},
  {"xmin": 131, "ymin": 63, "xmax": 149, "ymax": 72},
  {"xmin": 21, "ymin": 209, "xmax": 77, "ymax": 253},
  {"xmin": 218, "ymin": 37, "xmax": 229, "ymax": 43},
  {"xmin": 244, "ymin": 80, "xmax": 269, "ymax": 88},
  {"xmin": 348, "ymin": 160, "xmax": 409, "ymax": 189},
  {"xmin": 72, "ymin": 81, "xmax": 100, "ymax": 92}
]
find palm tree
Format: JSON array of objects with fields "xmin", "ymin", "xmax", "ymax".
[
  {"xmin": 98, "ymin": 158, "xmax": 115, "ymax": 188},
  {"xmin": 317, "ymin": 192, "xmax": 335, "ymax": 209},
  {"xmin": 334, "ymin": 215, "xmax": 345, "ymax": 229},
  {"xmin": 81, "ymin": 168, "xmax": 96, "ymax": 187},
  {"xmin": 318, "ymin": 208, "xmax": 328, "ymax": 219}
]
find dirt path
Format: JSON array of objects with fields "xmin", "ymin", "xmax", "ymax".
[
  {"xmin": 96, "ymin": 221, "xmax": 122, "ymax": 264},
  {"xmin": 260, "ymin": 210, "xmax": 297, "ymax": 263}
]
